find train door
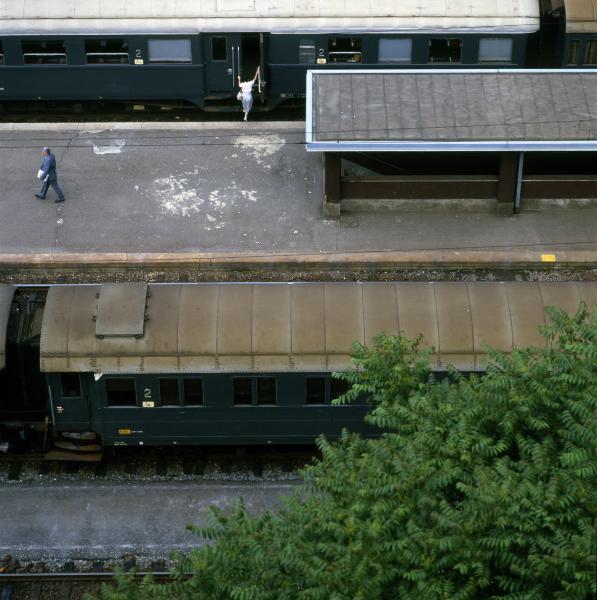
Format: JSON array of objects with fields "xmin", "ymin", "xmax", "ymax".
[
  {"xmin": 204, "ymin": 34, "xmax": 264, "ymax": 98},
  {"xmin": 50, "ymin": 373, "xmax": 92, "ymax": 431}
]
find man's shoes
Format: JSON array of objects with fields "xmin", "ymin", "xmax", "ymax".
[
  {"xmin": 35, "ymin": 194, "xmax": 45, "ymax": 199},
  {"xmin": 54, "ymin": 198, "xmax": 65, "ymax": 203}
]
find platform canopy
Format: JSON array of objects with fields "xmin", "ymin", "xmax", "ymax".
[
  {"xmin": 306, "ymin": 69, "xmax": 597, "ymax": 152},
  {"xmin": 0, "ymin": 284, "xmax": 15, "ymax": 371},
  {"xmin": 39, "ymin": 282, "xmax": 596, "ymax": 375},
  {"xmin": 0, "ymin": 0, "xmax": 540, "ymax": 34}
]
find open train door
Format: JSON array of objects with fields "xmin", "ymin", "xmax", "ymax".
[
  {"xmin": 204, "ymin": 33, "xmax": 265, "ymax": 102},
  {"xmin": 204, "ymin": 34, "xmax": 242, "ymax": 97}
]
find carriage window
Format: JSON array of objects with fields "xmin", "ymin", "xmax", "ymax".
[
  {"xmin": 299, "ymin": 39, "xmax": 316, "ymax": 63},
  {"xmin": 148, "ymin": 39, "xmax": 192, "ymax": 63},
  {"xmin": 568, "ymin": 40, "xmax": 580, "ymax": 65},
  {"xmin": 584, "ymin": 40, "xmax": 597, "ymax": 65},
  {"xmin": 106, "ymin": 379, "xmax": 137, "ymax": 406},
  {"xmin": 85, "ymin": 39, "xmax": 129, "ymax": 64},
  {"xmin": 183, "ymin": 378, "xmax": 203, "ymax": 406},
  {"xmin": 328, "ymin": 37, "xmax": 362, "ymax": 63},
  {"xmin": 378, "ymin": 39, "xmax": 412, "ymax": 63},
  {"xmin": 330, "ymin": 378, "xmax": 350, "ymax": 401},
  {"xmin": 305, "ymin": 378, "xmax": 326, "ymax": 405},
  {"xmin": 233, "ymin": 378, "xmax": 252, "ymax": 405},
  {"xmin": 60, "ymin": 374, "xmax": 81, "ymax": 397},
  {"xmin": 159, "ymin": 379, "xmax": 179, "ymax": 406},
  {"xmin": 478, "ymin": 38, "xmax": 513, "ymax": 63},
  {"xmin": 23, "ymin": 40, "xmax": 67, "ymax": 65},
  {"xmin": 211, "ymin": 37, "xmax": 227, "ymax": 61},
  {"xmin": 256, "ymin": 378, "xmax": 277, "ymax": 405},
  {"xmin": 429, "ymin": 39, "xmax": 462, "ymax": 63}
]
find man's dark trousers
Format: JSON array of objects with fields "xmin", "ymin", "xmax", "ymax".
[{"xmin": 38, "ymin": 179, "xmax": 65, "ymax": 201}]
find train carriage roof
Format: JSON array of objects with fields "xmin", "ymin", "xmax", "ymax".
[
  {"xmin": 561, "ymin": 0, "xmax": 597, "ymax": 33},
  {"xmin": 0, "ymin": 1, "xmax": 540, "ymax": 34},
  {"xmin": 0, "ymin": 284, "xmax": 15, "ymax": 371},
  {"xmin": 39, "ymin": 281, "xmax": 597, "ymax": 374}
]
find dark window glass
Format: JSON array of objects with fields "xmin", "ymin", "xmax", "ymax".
[
  {"xmin": 299, "ymin": 39, "xmax": 316, "ymax": 63},
  {"xmin": 60, "ymin": 373, "xmax": 81, "ymax": 397},
  {"xmin": 429, "ymin": 39, "xmax": 462, "ymax": 63},
  {"xmin": 212, "ymin": 37, "xmax": 227, "ymax": 61},
  {"xmin": 584, "ymin": 40, "xmax": 597, "ymax": 65},
  {"xmin": 148, "ymin": 39, "xmax": 192, "ymax": 63},
  {"xmin": 183, "ymin": 379, "xmax": 203, "ymax": 405},
  {"xmin": 85, "ymin": 39, "xmax": 128, "ymax": 64},
  {"xmin": 568, "ymin": 40, "xmax": 580, "ymax": 65},
  {"xmin": 305, "ymin": 377, "xmax": 326, "ymax": 405},
  {"xmin": 378, "ymin": 38, "xmax": 412, "ymax": 63},
  {"xmin": 478, "ymin": 38, "xmax": 513, "ymax": 63},
  {"xmin": 0, "ymin": 42, "xmax": 4, "ymax": 65},
  {"xmin": 233, "ymin": 378, "xmax": 252, "ymax": 405},
  {"xmin": 22, "ymin": 40, "xmax": 67, "ymax": 65},
  {"xmin": 106, "ymin": 379, "xmax": 137, "ymax": 407},
  {"xmin": 328, "ymin": 37, "xmax": 362, "ymax": 63},
  {"xmin": 256, "ymin": 378, "xmax": 276, "ymax": 405},
  {"xmin": 159, "ymin": 379, "xmax": 179, "ymax": 406},
  {"xmin": 330, "ymin": 378, "xmax": 350, "ymax": 401}
]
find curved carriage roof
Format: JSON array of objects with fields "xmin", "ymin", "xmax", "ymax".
[
  {"xmin": 39, "ymin": 281, "xmax": 596, "ymax": 374},
  {"xmin": 0, "ymin": 1, "xmax": 540, "ymax": 34},
  {"xmin": 0, "ymin": 284, "xmax": 15, "ymax": 371},
  {"xmin": 562, "ymin": 0, "xmax": 597, "ymax": 33}
]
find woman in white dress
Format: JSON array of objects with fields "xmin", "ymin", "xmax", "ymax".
[{"xmin": 237, "ymin": 67, "xmax": 260, "ymax": 121}]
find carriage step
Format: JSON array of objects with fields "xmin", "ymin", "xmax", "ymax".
[
  {"xmin": 53, "ymin": 440, "xmax": 102, "ymax": 452},
  {"xmin": 61, "ymin": 431, "xmax": 98, "ymax": 441},
  {"xmin": 45, "ymin": 449, "xmax": 103, "ymax": 462}
]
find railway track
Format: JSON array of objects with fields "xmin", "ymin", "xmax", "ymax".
[
  {"xmin": 0, "ymin": 100, "xmax": 304, "ymax": 122},
  {"xmin": 1, "ymin": 249, "xmax": 595, "ymax": 285},
  {"xmin": 0, "ymin": 568, "xmax": 175, "ymax": 600},
  {"xmin": 0, "ymin": 446, "xmax": 314, "ymax": 482}
]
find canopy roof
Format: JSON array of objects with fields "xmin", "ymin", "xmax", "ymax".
[
  {"xmin": 0, "ymin": 0, "xmax": 540, "ymax": 34},
  {"xmin": 306, "ymin": 69, "xmax": 597, "ymax": 152},
  {"xmin": 0, "ymin": 285, "xmax": 15, "ymax": 371},
  {"xmin": 39, "ymin": 281, "xmax": 596, "ymax": 374}
]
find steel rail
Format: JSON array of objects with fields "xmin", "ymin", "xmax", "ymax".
[{"xmin": 0, "ymin": 571, "xmax": 176, "ymax": 582}]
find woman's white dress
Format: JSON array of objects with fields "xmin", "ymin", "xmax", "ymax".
[{"xmin": 240, "ymin": 80, "xmax": 255, "ymax": 112}]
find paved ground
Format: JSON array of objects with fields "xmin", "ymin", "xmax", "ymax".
[
  {"xmin": 0, "ymin": 480, "xmax": 298, "ymax": 560},
  {"xmin": 0, "ymin": 122, "xmax": 595, "ymax": 256}
]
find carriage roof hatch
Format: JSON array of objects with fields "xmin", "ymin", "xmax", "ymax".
[
  {"xmin": 94, "ymin": 282, "xmax": 148, "ymax": 338},
  {"xmin": 0, "ymin": 284, "xmax": 15, "ymax": 371}
]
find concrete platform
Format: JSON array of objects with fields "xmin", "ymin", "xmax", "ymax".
[
  {"xmin": 0, "ymin": 480, "xmax": 297, "ymax": 560},
  {"xmin": 0, "ymin": 122, "xmax": 595, "ymax": 262}
]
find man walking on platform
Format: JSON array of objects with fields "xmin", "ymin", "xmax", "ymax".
[{"xmin": 35, "ymin": 147, "xmax": 65, "ymax": 203}]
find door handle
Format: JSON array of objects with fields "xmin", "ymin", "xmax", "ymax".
[{"xmin": 227, "ymin": 68, "xmax": 232, "ymax": 75}]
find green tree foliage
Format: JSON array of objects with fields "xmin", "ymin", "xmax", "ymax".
[{"xmin": 92, "ymin": 306, "xmax": 596, "ymax": 600}]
